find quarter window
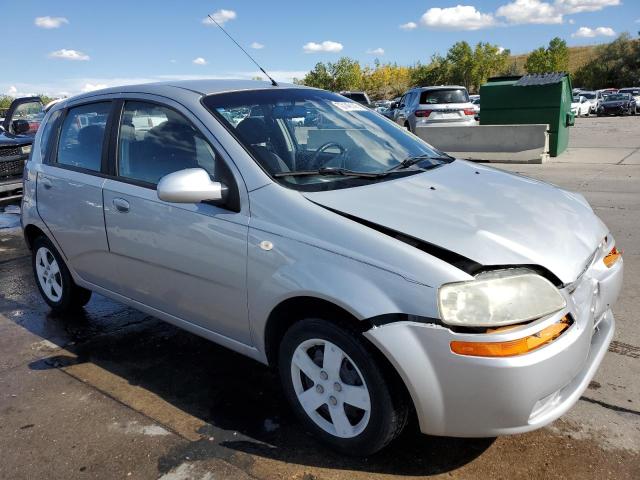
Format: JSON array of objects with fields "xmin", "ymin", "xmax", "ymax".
[
  {"xmin": 57, "ymin": 102, "xmax": 111, "ymax": 172},
  {"xmin": 117, "ymin": 101, "xmax": 218, "ymax": 185},
  {"xmin": 39, "ymin": 109, "xmax": 62, "ymax": 162}
]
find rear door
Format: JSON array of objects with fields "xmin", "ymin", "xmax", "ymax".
[
  {"xmin": 36, "ymin": 99, "xmax": 119, "ymax": 288},
  {"xmin": 102, "ymin": 96, "xmax": 251, "ymax": 344}
]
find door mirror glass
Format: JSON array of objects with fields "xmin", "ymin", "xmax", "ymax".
[{"xmin": 157, "ymin": 168, "xmax": 226, "ymax": 203}]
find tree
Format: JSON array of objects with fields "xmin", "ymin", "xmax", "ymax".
[
  {"xmin": 471, "ymin": 43, "xmax": 510, "ymax": 92},
  {"xmin": 445, "ymin": 41, "xmax": 474, "ymax": 89},
  {"xmin": 524, "ymin": 37, "xmax": 569, "ymax": 74},
  {"xmin": 573, "ymin": 33, "xmax": 640, "ymax": 89}
]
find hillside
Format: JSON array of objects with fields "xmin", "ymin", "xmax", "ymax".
[{"xmin": 508, "ymin": 44, "xmax": 601, "ymax": 74}]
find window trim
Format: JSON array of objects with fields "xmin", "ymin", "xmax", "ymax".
[{"xmin": 49, "ymin": 99, "xmax": 116, "ymax": 177}]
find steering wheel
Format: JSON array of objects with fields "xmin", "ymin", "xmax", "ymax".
[{"xmin": 310, "ymin": 142, "xmax": 347, "ymax": 168}]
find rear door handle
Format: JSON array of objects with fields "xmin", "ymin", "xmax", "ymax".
[
  {"xmin": 112, "ymin": 198, "xmax": 130, "ymax": 213},
  {"xmin": 40, "ymin": 176, "xmax": 52, "ymax": 190}
]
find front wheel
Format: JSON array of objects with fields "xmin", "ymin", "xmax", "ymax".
[
  {"xmin": 32, "ymin": 236, "xmax": 92, "ymax": 313},
  {"xmin": 279, "ymin": 318, "xmax": 409, "ymax": 456}
]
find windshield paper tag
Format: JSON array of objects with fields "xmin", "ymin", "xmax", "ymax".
[{"xmin": 331, "ymin": 101, "xmax": 367, "ymax": 112}]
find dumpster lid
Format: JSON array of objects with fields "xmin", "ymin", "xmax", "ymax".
[{"xmin": 514, "ymin": 73, "xmax": 568, "ymax": 86}]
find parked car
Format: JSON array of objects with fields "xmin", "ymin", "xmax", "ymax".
[
  {"xmin": 382, "ymin": 96, "xmax": 400, "ymax": 119},
  {"xmin": 470, "ymin": 96, "xmax": 481, "ymax": 120},
  {"xmin": 597, "ymin": 93, "xmax": 637, "ymax": 116},
  {"xmin": 338, "ymin": 91, "xmax": 372, "ymax": 107},
  {"xmin": 0, "ymin": 96, "xmax": 44, "ymax": 202},
  {"xmin": 578, "ymin": 91, "xmax": 598, "ymax": 114},
  {"xmin": 23, "ymin": 80, "xmax": 622, "ymax": 456},
  {"xmin": 618, "ymin": 87, "xmax": 640, "ymax": 113},
  {"xmin": 571, "ymin": 95, "xmax": 591, "ymax": 117},
  {"xmin": 394, "ymin": 86, "xmax": 476, "ymax": 132}
]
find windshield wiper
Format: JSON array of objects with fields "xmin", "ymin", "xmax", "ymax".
[
  {"xmin": 273, "ymin": 167, "xmax": 386, "ymax": 179},
  {"xmin": 385, "ymin": 153, "xmax": 453, "ymax": 173}
]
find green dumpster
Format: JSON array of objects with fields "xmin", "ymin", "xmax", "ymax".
[{"xmin": 479, "ymin": 73, "xmax": 574, "ymax": 157}]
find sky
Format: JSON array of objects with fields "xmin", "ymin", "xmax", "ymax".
[{"xmin": 1, "ymin": 0, "xmax": 638, "ymax": 97}]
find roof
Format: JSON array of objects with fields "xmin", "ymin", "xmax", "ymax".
[
  {"xmin": 414, "ymin": 85, "xmax": 467, "ymax": 91},
  {"xmin": 65, "ymin": 79, "xmax": 305, "ymax": 103}
]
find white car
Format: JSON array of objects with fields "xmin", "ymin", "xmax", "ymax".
[{"xmin": 571, "ymin": 95, "xmax": 591, "ymax": 117}]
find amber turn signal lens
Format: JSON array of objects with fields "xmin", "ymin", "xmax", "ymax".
[
  {"xmin": 451, "ymin": 316, "xmax": 571, "ymax": 357},
  {"xmin": 603, "ymin": 246, "xmax": 621, "ymax": 268}
]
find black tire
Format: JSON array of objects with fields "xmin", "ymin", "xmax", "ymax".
[
  {"xmin": 279, "ymin": 318, "xmax": 409, "ymax": 456},
  {"xmin": 32, "ymin": 235, "xmax": 92, "ymax": 313}
]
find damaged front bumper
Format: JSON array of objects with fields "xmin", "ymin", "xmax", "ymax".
[{"xmin": 365, "ymin": 243, "xmax": 623, "ymax": 437}]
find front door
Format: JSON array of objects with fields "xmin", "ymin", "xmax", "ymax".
[{"xmin": 102, "ymin": 99, "xmax": 251, "ymax": 344}]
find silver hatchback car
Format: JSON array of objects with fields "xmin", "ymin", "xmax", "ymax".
[{"xmin": 22, "ymin": 80, "xmax": 623, "ymax": 456}]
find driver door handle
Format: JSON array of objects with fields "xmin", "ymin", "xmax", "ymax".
[{"xmin": 112, "ymin": 198, "xmax": 130, "ymax": 213}]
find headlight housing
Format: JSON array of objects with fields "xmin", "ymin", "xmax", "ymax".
[
  {"xmin": 21, "ymin": 145, "xmax": 32, "ymax": 155},
  {"xmin": 438, "ymin": 269, "xmax": 566, "ymax": 328}
]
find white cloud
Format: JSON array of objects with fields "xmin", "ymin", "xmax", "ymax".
[
  {"xmin": 203, "ymin": 9, "xmax": 237, "ymax": 25},
  {"xmin": 568, "ymin": 18, "xmax": 575, "ymax": 24},
  {"xmin": 366, "ymin": 48, "xmax": 385, "ymax": 56},
  {"xmin": 496, "ymin": 0, "xmax": 563, "ymax": 24},
  {"xmin": 572, "ymin": 26, "xmax": 616, "ymax": 37},
  {"xmin": 49, "ymin": 49, "xmax": 90, "ymax": 61},
  {"xmin": 555, "ymin": 0, "xmax": 620, "ymax": 14},
  {"xmin": 303, "ymin": 41, "xmax": 343, "ymax": 53},
  {"xmin": 192, "ymin": 57, "xmax": 207, "ymax": 65},
  {"xmin": 8, "ymin": 85, "xmax": 18, "ymax": 95},
  {"xmin": 250, "ymin": 42, "xmax": 264, "ymax": 49},
  {"xmin": 420, "ymin": 5, "xmax": 496, "ymax": 30},
  {"xmin": 81, "ymin": 83, "xmax": 108, "ymax": 92},
  {"xmin": 399, "ymin": 21, "xmax": 417, "ymax": 30},
  {"xmin": 34, "ymin": 16, "xmax": 69, "ymax": 29},
  {"xmin": 497, "ymin": 46, "xmax": 506, "ymax": 54}
]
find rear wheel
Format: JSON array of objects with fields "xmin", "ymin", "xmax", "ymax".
[
  {"xmin": 279, "ymin": 318, "xmax": 408, "ymax": 456},
  {"xmin": 32, "ymin": 236, "xmax": 92, "ymax": 313}
]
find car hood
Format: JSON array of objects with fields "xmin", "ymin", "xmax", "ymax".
[
  {"xmin": 302, "ymin": 160, "xmax": 607, "ymax": 284},
  {"xmin": 0, "ymin": 130, "xmax": 34, "ymax": 147},
  {"xmin": 602, "ymin": 101, "xmax": 627, "ymax": 107}
]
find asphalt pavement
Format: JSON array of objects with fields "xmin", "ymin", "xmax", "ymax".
[{"xmin": 0, "ymin": 115, "xmax": 638, "ymax": 479}]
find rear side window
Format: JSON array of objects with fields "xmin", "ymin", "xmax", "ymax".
[
  {"xmin": 420, "ymin": 89, "xmax": 469, "ymax": 104},
  {"xmin": 39, "ymin": 109, "xmax": 62, "ymax": 161},
  {"xmin": 117, "ymin": 101, "xmax": 219, "ymax": 185},
  {"xmin": 57, "ymin": 102, "xmax": 111, "ymax": 172}
]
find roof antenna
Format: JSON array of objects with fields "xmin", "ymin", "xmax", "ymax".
[{"xmin": 206, "ymin": 14, "xmax": 278, "ymax": 87}]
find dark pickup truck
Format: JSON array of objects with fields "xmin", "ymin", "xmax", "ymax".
[{"xmin": 0, "ymin": 97, "xmax": 44, "ymax": 203}]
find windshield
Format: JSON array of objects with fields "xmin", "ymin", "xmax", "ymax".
[
  {"xmin": 420, "ymin": 89, "xmax": 469, "ymax": 104},
  {"xmin": 605, "ymin": 94, "xmax": 629, "ymax": 101},
  {"xmin": 203, "ymin": 89, "xmax": 449, "ymax": 191},
  {"xmin": 341, "ymin": 92, "xmax": 369, "ymax": 104},
  {"xmin": 619, "ymin": 89, "xmax": 639, "ymax": 95},
  {"xmin": 581, "ymin": 92, "xmax": 596, "ymax": 99}
]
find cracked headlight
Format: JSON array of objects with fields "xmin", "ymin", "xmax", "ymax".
[{"xmin": 438, "ymin": 269, "xmax": 566, "ymax": 327}]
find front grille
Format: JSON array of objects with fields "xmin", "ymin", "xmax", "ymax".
[
  {"xmin": 0, "ymin": 158, "xmax": 25, "ymax": 179},
  {"xmin": 0, "ymin": 147, "xmax": 22, "ymax": 158}
]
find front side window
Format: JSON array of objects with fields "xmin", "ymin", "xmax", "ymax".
[
  {"xmin": 117, "ymin": 101, "xmax": 219, "ymax": 185},
  {"xmin": 57, "ymin": 102, "xmax": 111, "ymax": 172},
  {"xmin": 203, "ymin": 89, "xmax": 450, "ymax": 191},
  {"xmin": 420, "ymin": 89, "xmax": 469, "ymax": 104}
]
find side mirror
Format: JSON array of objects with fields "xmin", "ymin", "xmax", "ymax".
[
  {"xmin": 157, "ymin": 168, "xmax": 226, "ymax": 204},
  {"xmin": 390, "ymin": 102, "xmax": 398, "ymax": 109},
  {"xmin": 12, "ymin": 119, "xmax": 31, "ymax": 135}
]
